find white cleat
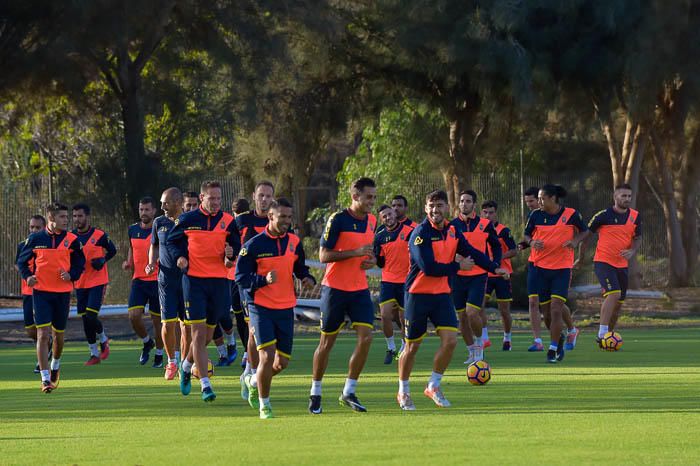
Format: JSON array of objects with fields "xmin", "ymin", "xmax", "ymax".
[{"xmin": 397, "ymin": 392, "xmax": 416, "ymax": 411}]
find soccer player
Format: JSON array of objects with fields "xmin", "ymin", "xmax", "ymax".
[
  {"xmin": 236, "ymin": 182, "xmax": 274, "ymax": 398},
  {"xmin": 72, "ymin": 203, "xmax": 117, "ymax": 365},
  {"xmin": 308, "ymin": 177, "xmax": 377, "ymax": 414},
  {"xmin": 236, "ymin": 198, "xmax": 316, "ymax": 418},
  {"xmin": 391, "ymin": 195, "xmax": 418, "ymax": 228},
  {"xmin": 397, "ymin": 190, "xmax": 507, "ymax": 410},
  {"xmin": 230, "ymin": 198, "xmax": 250, "ymax": 366},
  {"xmin": 167, "ymin": 180, "xmax": 240, "ymax": 402},
  {"xmin": 17, "ymin": 202, "xmax": 85, "ymax": 393},
  {"xmin": 14, "ymin": 214, "xmax": 46, "ymax": 372},
  {"xmin": 523, "ymin": 184, "xmax": 588, "ymax": 363},
  {"xmin": 178, "ymin": 192, "xmax": 199, "ymax": 360},
  {"xmin": 373, "ymin": 204, "xmax": 414, "ymax": 363},
  {"xmin": 183, "ymin": 191, "xmax": 200, "ymax": 213},
  {"xmin": 481, "ymin": 201, "xmax": 517, "ymax": 351},
  {"xmin": 578, "ymin": 184, "xmax": 641, "ymax": 346},
  {"xmin": 450, "ymin": 190, "xmax": 501, "ymax": 364},
  {"xmin": 123, "ymin": 197, "xmax": 164, "ymax": 367},
  {"xmin": 146, "ymin": 187, "xmax": 185, "ymax": 380}
]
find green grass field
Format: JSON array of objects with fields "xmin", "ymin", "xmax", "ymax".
[{"xmin": 1, "ymin": 329, "xmax": 699, "ymax": 465}]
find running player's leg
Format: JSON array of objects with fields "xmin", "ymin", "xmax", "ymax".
[
  {"xmin": 397, "ymin": 292, "xmax": 428, "ymax": 410},
  {"xmin": 148, "ymin": 289, "xmax": 164, "ymax": 368},
  {"xmin": 215, "ymin": 310, "xmax": 236, "ymax": 366},
  {"xmin": 609, "ymin": 267, "xmax": 627, "ymax": 332},
  {"xmin": 491, "ymin": 277, "xmax": 513, "ymax": 350},
  {"xmin": 424, "ymin": 294, "xmax": 459, "ymax": 408},
  {"xmin": 23, "ymin": 295, "xmax": 39, "ymax": 372},
  {"xmin": 379, "ymin": 297, "xmax": 398, "ymax": 363},
  {"xmin": 452, "ymin": 276, "xmax": 473, "ymax": 349},
  {"xmin": 340, "ymin": 289, "xmax": 374, "ymax": 411},
  {"xmin": 128, "ymin": 280, "xmax": 155, "ymax": 364},
  {"xmin": 465, "ymin": 274, "xmax": 488, "ymax": 361},
  {"xmin": 309, "ymin": 286, "xmax": 344, "ymax": 414},
  {"xmin": 77, "ymin": 289, "xmax": 99, "ymax": 365},
  {"xmin": 48, "ymin": 292, "xmax": 70, "ymax": 388},
  {"xmin": 159, "ymin": 272, "xmax": 180, "ymax": 378},
  {"xmin": 34, "ymin": 291, "xmax": 53, "ymax": 389},
  {"xmin": 527, "ymin": 262, "xmax": 544, "ymax": 350}
]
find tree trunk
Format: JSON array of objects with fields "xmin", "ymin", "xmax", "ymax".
[
  {"xmin": 679, "ymin": 127, "xmax": 700, "ymax": 285},
  {"xmin": 446, "ymin": 110, "xmax": 475, "ymax": 211},
  {"xmin": 121, "ymin": 79, "xmax": 148, "ymax": 215},
  {"xmin": 624, "ymin": 123, "xmax": 647, "ymax": 289}
]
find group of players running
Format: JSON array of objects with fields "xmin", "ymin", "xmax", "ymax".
[{"xmin": 15, "ymin": 177, "xmax": 640, "ymax": 416}]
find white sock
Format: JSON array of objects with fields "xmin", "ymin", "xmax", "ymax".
[
  {"xmin": 182, "ymin": 359, "xmax": 193, "ymax": 373},
  {"xmin": 97, "ymin": 332, "xmax": 108, "ymax": 343},
  {"xmin": 259, "ymin": 396, "xmax": 270, "ymax": 408},
  {"xmin": 503, "ymin": 332, "xmax": 512, "ymax": 342},
  {"xmin": 549, "ymin": 343, "xmax": 558, "ymax": 351},
  {"xmin": 175, "ymin": 351, "xmax": 181, "ymax": 361},
  {"xmin": 155, "ymin": 349, "xmax": 164, "ymax": 356},
  {"xmin": 243, "ymin": 360, "xmax": 252, "ymax": 376},
  {"xmin": 428, "ymin": 371, "xmax": 442, "ymax": 390},
  {"xmin": 399, "ymin": 379, "xmax": 410, "ymax": 394},
  {"xmin": 168, "ymin": 358, "xmax": 177, "ymax": 364},
  {"xmin": 481, "ymin": 327, "xmax": 489, "ymax": 341},
  {"xmin": 385, "ymin": 336, "xmax": 396, "ymax": 351},
  {"xmin": 250, "ymin": 374, "xmax": 258, "ymax": 388},
  {"xmin": 217, "ymin": 344, "xmax": 227, "ymax": 357},
  {"xmin": 310, "ymin": 380, "xmax": 322, "ymax": 396},
  {"xmin": 142, "ymin": 336, "xmax": 151, "ymax": 344},
  {"xmin": 343, "ymin": 378, "xmax": 358, "ymax": 396},
  {"xmin": 475, "ymin": 336, "xmax": 483, "ymax": 346},
  {"xmin": 88, "ymin": 343, "xmax": 99, "ymax": 357},
  {"xmin": 40, "ymin": 369, "xmax": 50, "ymax": 382},
  {"xmin": 224, "ymin": 333, "xmax": 234, "ymax": 346},
  {"xmin": 50, "ymin": 358, "xmax": 60, "ymax": 370},
  {"xmin": 598, "ymin": 325, "xmax": 609, "ymax": 338},
  {"xmin": 534, "ymin": 337, "xmax": 543, "ymax": 344},
  {"xmin": 200, "ymin": 376, "xmax": 211, "ymax": 389}
]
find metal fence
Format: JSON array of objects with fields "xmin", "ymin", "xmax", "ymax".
[{"xmin": 1, "ymin": 169, "xmax": 668, "ymax": 304}]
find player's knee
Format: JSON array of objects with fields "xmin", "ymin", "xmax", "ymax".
[
  {"xmin": 274, "ymin": 357, "xmax": 288, "ymax": 372},
  {"xmin": 357, "ymin": 330, "xmax": 373, "ymax": 348}
]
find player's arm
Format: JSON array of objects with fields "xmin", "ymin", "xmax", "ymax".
[
  {"xmin": 99, "ymin": 233, "xmax": 118, "ymax": 262},
  {"xmin": 486, "ymin": 224, "xmax": 502, "ymax": 266},
  {"xmin": 410, "ymin": 229, "xmax": 459, "ymax": 277},
  {"xmin": 563, "ymin": 210, "xmax": 589, "ymax": 249},
  {"xmin": 319, "ymin": 212, "xmax": 371, "ymax": 263},
  {"xmin": 373, "ymin": 234, "xmax": 386, "ymax": 268},
  {"xmin": 234, "ymin": 243, "xmax": 269, "ymax": 291},
  {"xmin": 226, "ymin": 221, "xmax": 241, "ymax": 258},
  {"xmin": 146, "ymin": 222, "xmax": 159, "ymax": 274},
  {"xmin": 500, "ymin": 227, "xmax": 518, "ymax": 260},
  {"xmin": 522, "ymin": 211, "xmax": 543, "ymax": 250},
  {"xmin": 293, "ymin": 241, "xmax": 316, "ymax": 287},
  {"xmin": 621, "ymin": 214, "xmax": 642, "ymax": 260},
  {"xmin": 456, "ymin": 235, "xmax": 500, "ymax": 274},
  {"xmin": 165, "ymin": 215, "xmax": 189, "ymax": 266},
  {"xmin": 68, "ymin": 237, "xmax": 86, "ymax": 281},
  {"xmin": 17, "ymin": 237, "xmax": 36, "ymax": 280}
]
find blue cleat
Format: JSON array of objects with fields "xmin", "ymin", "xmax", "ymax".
[
  {"xmin": 180, "ymin": 367, "xmax": 192, "ymax": 396},
  {"xmin": 527, "ymin": 342, "xmax": 544, "ymax": 352},
  {"xmin": 557, "ymin": 334, "xmax": 566, "ymax": 362},
  {"xmin": 201, "ymin": 386, "xmax": 216, "ymax": 402},
  {"xmin": 564, "ymin": 327, "xmax": 580, "ymax": 351},
  {"xmin": 226, "ymin": 344, "xmax": 238, "ymax": 365},
  {"xmin": 547, "ymin": 349, "xmax": 557, "ymax": 363},
  {"xmin": 215, "ymin": 356, "xmax": 229, "ymax": 367}
]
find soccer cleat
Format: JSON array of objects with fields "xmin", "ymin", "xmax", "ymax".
[
  {"xmin": 215, "ymin": 356, "xmax": 229, "ymax": 367},
  {"xmin": 99, "ymin": 340, "xmax": 110, "ymax": 360},
  {"xmin": 397, "ymin": 393, "xmax": 416, "ymax": 411},
  {"xmin": 240, "ymin": 352, "xmax": 248, "ymax": 369},
  {"xmin": 596, "ymin": 337, "xmax": 604, "ymax": 349},
  {"xmin": 557, "ymin": 334, "xmax": 566, "ymax": 361},
  {"xmin": 259, "ymin": 403, "xmax": 274, "ymax": 419},
  {"xmin": 240, "ymin": 373, "xmax": 249, "ymax": 401},
  {"xmin": 339, "ymin": 393, "xmax": 367, "ymax": 412},
  {"xmin": 474, "ymin": 346, "xmax": 484, "ymax": 362},
  {"xmin": 34, "ymin": 363, "xmax": 40, "ymax": 374},
  {"xmin": 227, "ymin": 345, "xmax": 238, "ymax": 365},
  {"xmin": 84, "ymin": 355, "xmax": 101, "ymax": 366},
  {"xmin": 139, "ymin": 339, "xmax": 155, "ymax": 365},
  {"xmin": 179, "ymin": 367, "xmax": 192, "ymax": 396},
  {"xmin": 41, "ymin": 380, "xmax": 55, "ymax": 393},
  {"xmin": 423, "ymin": 386, "xmax": 451, "ymax": 408},
  {"xmin": 463, "ymin": 347, "xmax": 476, "ymax": 365},
  {"xmin": 483, "ymin": 339, "xmax": 492, "ymax": 349},
  {"xmin": 564, "ymin": 327, "xmax": 580, "ymax": 351},
  {"xmin": 547, "ymin": 349, "xmax": 558, "ymax": 363},
  {"xmin": 383, "ymin": 349, "xmax": 397, "ymax": 364},
  {"xmin": 164, "ymin": 361, "xmax": 178, "ymax": 380},
  {"xmin": 152, "ymin": 354, "xmax": 164, "ymax": 368},
  {"xmin": 527, "ymin": 342, "xmax": 544, "ymax": 352},
  {"xmin": 244, "ymin": 374, "xmax": 259, "ymax": 409},
  {"xmin": 502, "ymin": 341, "xmax": 512, "ymax": 351},
  {"xmin": 201, "ymin": 386, "xmax": 216, "ymax": 402},
  {"xmin": 50, "ymin": 368, "xmax": 60, "ymax": 388},
  {"xmin": 308, "ymin": 395, "xmax": 322, "ymax": 414}
]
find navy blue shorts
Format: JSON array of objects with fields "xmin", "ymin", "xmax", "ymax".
[
  {"xmin": 486, "ymin": 277, "xmax": 512, "ymax": 302},
  {"xmin": 33, "ymin": 290, "xmax": 70, "ymax": 332},
  {"xmin": 183, "ymin": 276, "xmax": 231, "ymax": 327},
  {"xmin": 379, "ymin": 281, "xmax": 405, "ymax": 309},
  {"xmin": 248, "ymin": 304, "xmax": 294, "ymax": 358},
  {"xmin": 527, "ymin": 261, "xmax": 538, "ymax": 298},
  {"xmin": 128, "ymin": 279, "xmax": 160, "ymax": 316},
  {"xmin": 536, "ymin": 267, "xmax": 572, "ymax": 303},
  {"xmin": 76, "ymin": 285, "xmax": 106, "ymax": 315},
  {"xmin": 23, "ymin": 294, "xmax": 34, "ymax": 328},
  {"xmin": 594, "ymin": 262, "xmax": 628, "ymax": 301},
  {"xmin": 158, "ymin": 268, "xmax": 185, "ymax": 322},
  {"xmin": 451, "ymin": 274, "xmax": 488, "ymax": 313},
  {"xmin": 404, "ymin": 293, "xmax": 458, "ymax": 341},
  {"xmin": 319, "ymin": 286, "xmax": 374, "ymax": 334},
  {"xmin": 229, "ymin": 280, "xmax": 243, "ymax": 314}
]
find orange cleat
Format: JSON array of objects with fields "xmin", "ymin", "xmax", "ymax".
[
  {"xmin": 84, "ymin": 355, "xmax": 101, "ymax": 366},
  {"xmin": 164, "ymin": 361, "xmax": 178, "ymax": 381},
  {"xmin": 100, "ymin": 340, "xmax": 111, "ymax": 360}
]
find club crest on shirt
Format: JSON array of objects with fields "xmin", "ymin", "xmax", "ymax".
[
  {"xmin": 220, "ymin": 221, "xmax": 226, "ymax": 229},
  {"xmin": 91, "ymin": 238, "xmax": 96, "ymax": 244},
  {"xmin": 479, "ymin": 224, "xmax": 484, "ymax": 231},
  {"xmin": 562, "ymin": 216, "xmax": 567, "ymax": 222},
  {"xmin": 239, "ymin": 248, "xmax": 247, "ymax": 256},
  {"xmin": 289, "ymin": 244, "xmax": 295, "ymax": 252},
  {"xmin": 63, "ymin": 240, "xmax": 69, "ymax": 247},
  {"xmin": 400, "ymin": 233, "xmax": 405, "ymax": 240},
  {"xmin": 448, "ymin": 230, "xmax": 455, "ymax": 238},
  {"xmin": 414, "ymin": 236, "xmax": 423, "ymax": 245},
  {"xmin": 353, "ymin": 224, "xmax": 357, "ymax": 230}
]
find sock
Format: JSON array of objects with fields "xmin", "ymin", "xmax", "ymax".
[
  {"xmin": 428, "ymin": 371, "xmax": 443, "ymax": 390},
  {"xmin": 259, "ymin": 396, "xmax": 270, "ymax": 408},
  {"xmin": 200, "ymin": 376, "xmax": 211, "ymax": 390},
  {"xmin": 598, "ymin": 325, "xmax": 609, "ymax": 339},
  {"xmin": 567, "ymin": 327, "xmax": 577, "ymax": 334},
  {"xmin": 88, "ymin": 343, "xmax": 99, "ymax": 357},
  {"xmin": 481, "ymin": 327, "xmax": 489, "ymax": 341},
  {"xmin": 168, "ymin": 358, "xmax": 177, "ymax": 364},
  {"xmin": 249, "ymin": 375, "xmax": 258, "ymax": 388},
  {"xmin": 182, "ymin": 359, "xmax": 193, "ymax": 373},
  {"xmin": 40, "ymin": 369, "xmax": 50, "ymax": 382},
  {"xmin": 175, "ymin": 351, "xmax": 181, "ymax": 361},
  {"xmin": 142, "ymin": 336, "xmax": 151, "ymax": 344},
  {"xmin": 549, "ymin": 342, "xmax": 558, "ymax": 351},
  {"xmin": 475, "ymin": 337, "xmax": 483, "ymax": 347},
  {"xmin": 155, "ymin": 349, "xmax": 164, "ymax": 356},
  {"xmin": 534, "ymin": 337, "xmax": 543, "ymax": 344},
  {"xmin": 503, "ymin": 332, "xmax": 512, "ymax": 342},
  {"xmin": 385, "ymin": 336, "xmax": 396, "ymax": 351},
  {"xmin": 342, "ymin": 378, "xmax": 357, "ymax": 396},
  {"xmin": 224, "ymin": 333, "xmax": 234, "ymax": 346},
  {"xmin": 399, "ymin": 379, "xmax": 410, "ymax": 394},
  {"xmin": 50, "ymin": 358, "xmax": 60, "ymax": 370},
  {"xmin": 97, "ymin": 331, "xmax": 108, "ymax": 344},
  {"xmin": 243, "ymin": 360, "xmax": 252, "ymax": 376},
  {"xmin": 251, "ymin": 367, "xmax": 257, "ymax": 376},
  {"xmin": 217, "ymin": 344, "xmax": 227, "ymax": 358},
  {"xmin": 310, "ymin": 380, "xmax": 322, "ymax": 396}
]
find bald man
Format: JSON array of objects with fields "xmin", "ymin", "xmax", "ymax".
[{"xmin": 147, "ymin": 188, "xmax": 185, "ymax": 380}]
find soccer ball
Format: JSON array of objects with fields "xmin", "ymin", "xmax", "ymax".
[
  {"xmin": 602, "ymin": 332, "xmax": 623, "ymax": 351},
  {"xmin": 467, "ymin": 360, "xmax": 491, "ymax": 385},
  {"xmin": 192, "ymin": 359, "xmax": 215, "ymax": 379}
]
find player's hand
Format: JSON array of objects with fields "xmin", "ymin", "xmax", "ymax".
[
  {"xmin": 91, "ymin": 257, "xmax": 106, "ymax": 271},
  {"xmin": 562, "ymin": 239, "xmax": 578, "ymax": 249},
  {"xmin": 301, "ymin": 277, "xmax": 315, "ymax": 289},
  {"xmin": 59, "ymin": 269, "xmax": 71, "ymax": 282},
  {"xmin": 145, "ymin": 262, "xmax": 156, "ymax": 275},
  {"xmin": 266, "ymin": 270, "xmax": 277, "ymax": 284},
  {"xmin": 121, "ymin": 260, "xmax": 132, "ymax": 271},
  {"xmin": 26, "ymin": 276, "xmax": 37, "ymax": 287},
  {"xmin": 224, "ymin": 257, "xmax": 234, "ymax": 269},
  {"xmin": 530, "ymin": 239, "xmax": 544, "ymax": 250},
  {"xmin": 360, "ymin": 255, "xmax": 376, "ymax": 270},
  {"xmin": 224, "ymin": 244, "xmax": 234, "ymax": 259},
  {"xmin": 620, "ymin": 249, "xmax": 635, "ymax": 260},
  {"xmin": 494, "ymin": 268, "xmax": 510, "ymax": 280},
  {"xmin": 572, "ymin": 258, "xmax": 581, "ymax": 270},
  {"xmin": 354, "ymin": 244, "xmax": 374, "ymax": 257},
  {"xmin": 517, "ymin": 240, "xmax": 529, "ymax": 251},
  {"xmin": 176, "ymin": 257, "xmax": 188, "ymax": 270},
  {"xmin": 457, "ymin": 255, "xmax": 475, "ymax": 271}
]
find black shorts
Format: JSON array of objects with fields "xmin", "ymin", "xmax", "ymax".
[
  {"xmin": 22, "ymin": 294, "xmax": 34, "ymax": 328},
  {"xmin": 128, "ymin": 279, "xmax": 159, "ymax": 316},
  {"xmin": 76, "ymin": 285, "xmax": 106, "ymax": 315},
  {"xmin": 33, "ymin": 290, "xmax": 70, "ymax": 332},
  {"xmin": 319, "ymin": 286, "xmax": 374, "ymax": 334},
  {"xmin": 594, "ymin": 261, "xmax": 629, "ymax": 301}
]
